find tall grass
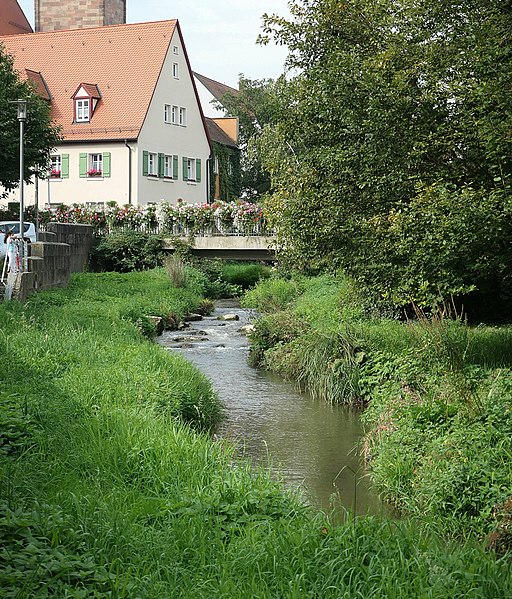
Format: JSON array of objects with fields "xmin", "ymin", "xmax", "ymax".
[
  {"xmin": 245, "ymin": 273, "xmax": 512, "ymax": 544},
  {"xmin": 0, "ymin": 269, "xmax": 510, "ymax": 596}
]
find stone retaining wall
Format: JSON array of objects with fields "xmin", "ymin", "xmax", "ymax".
[{"xmin": 8, "ymin": 223, "xmax": 93, "ymax": 302}]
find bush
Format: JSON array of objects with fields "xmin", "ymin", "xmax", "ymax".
[{"xmin": 89, "ymin": 230, "xmax": 163, "ymax": 272}]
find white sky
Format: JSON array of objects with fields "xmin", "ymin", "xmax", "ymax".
[{"xmin": 18, "ymin": 0, "xmax": 291, "ymax": 86}]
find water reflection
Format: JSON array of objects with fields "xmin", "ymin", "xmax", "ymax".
[{"xmin": 159, "ymin": 304, "xmax": 387, "ymax": 516}]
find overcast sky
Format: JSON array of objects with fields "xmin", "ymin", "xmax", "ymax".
[{"xmin": 18, "ymin": 0, "xmax": 291, "ymax": 86}]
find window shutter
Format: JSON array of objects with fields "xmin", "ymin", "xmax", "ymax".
[
  {"xmin": 103, "ymin": 152, "xmax": 111, "ymax": 177},
  {"xmin": 173, "ymin": 155, "xmax": 178, "ymax": 180},
  {"xmin": 182, "ymin": 157, "xmax": 188, "ymax": 181},
  {"xmin": 79, "ymin": 153, "xmax": 87, "ymax": 178},
  {"xmin": 158, "ymin": 153, "xmax": 165, "ymax": 178},
  {"xmin": 195, "ymin": 159, "xmax": 202, "ymax": 183},
  {"xmin": 61, "ymin": 154, "xmax": 69, "ymax": 178},
  {"xmin": 143, "ymin": 150, "xmax": 149, "ymax": 176}
]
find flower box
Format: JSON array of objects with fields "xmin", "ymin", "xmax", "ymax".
[{"xmin": 87, "ymin": 169, "xmax": 102, "ymax": 177}]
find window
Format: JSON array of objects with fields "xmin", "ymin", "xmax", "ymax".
[
  {"xmin": 76, "ymin": 99, "xmax": 90, "ymax": 122},
  {"xmin": 183, "ymin": 157, "xmax": 201, "ymax": 183},
  {"xmin": 172, "ymin": 62, "xmax": 179, "ymax": 79},
  {"xmin": 148, "ymin": 152, "xmax": 157, "ymax": 176},
  {"xmin": 164, "ymin": 155, "xmax": 173, "ymax": 178},
  {"xmin": 79, "ymin": 152, "xmax": 110, "ymax": 178},
  {"xmin": 213, "ymin": 156, "xmax": 219, "ymax": 175},
  {"xmin": 171, "ymin": 105, "xmax": 178, "ymax": 125},
  {"xmin": 172, "ymin": 45, "xmax": 178, "ymax": 55},
  {"xmin": 179, "ymin": 107, "xmax": 187, "ymax": 127},
  {"xmin": 164, "ymin": 104, "xmax": 171, "ymax": 123},
  {"xmin": 50, "ymin": 155, "xmax": 62, "ymax": 178}
]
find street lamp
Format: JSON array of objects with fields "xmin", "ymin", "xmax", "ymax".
[{"xmin": 10, "ymin": 99, "xmax": 27, "ymax": 272}]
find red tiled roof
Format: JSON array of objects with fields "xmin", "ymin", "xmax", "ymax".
[
  {"xmin": 194, "ymin": 72, "xmax": 238, "ymax": 103},
  {"xmin": 25, "ymin": 69, "xmax": 52, "ymax": 101},
  {"xmin": 73, "ymin": 83, "xmax": 102, "ymax": 99},
  {"xmin": 0, "ymin": 0, "xmax": 32, "ymax": 36},
  {"xmin": 205, "ymin": 118, "xmax": 238, "ymax": 148},
  {"xmin": 1, "ymin": 20, "xmax": 178, "ymax": 141}
]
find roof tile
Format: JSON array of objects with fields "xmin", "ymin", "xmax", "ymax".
[{"xmin": 1, "ymin": 20, "xmax": 178, "ymax": 141}]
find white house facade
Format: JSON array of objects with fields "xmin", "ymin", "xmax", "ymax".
[{"xmin": 0, "ymin": 20, "xmax": 211, "ymax": 209}]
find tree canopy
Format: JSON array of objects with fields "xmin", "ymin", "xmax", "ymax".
[
  {"xmin": 0, "ymin": 44, "xmax": 61, "ymax": 195},
  {"xmin": 257, "ymin": 0, "xmax": 512, "ymax": 315}
]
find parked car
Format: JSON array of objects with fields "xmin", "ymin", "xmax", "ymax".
[{"xmin": 0, "ymin": 221, "xmax": 37, "ymax": 257}]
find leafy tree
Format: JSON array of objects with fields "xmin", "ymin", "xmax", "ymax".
[
  {"xmin": 215, "ymin": 75, "xmax": 287, "ymax": 198},
  {"xmin": 258, "ymin": 0, "xmax": 512, "ymax": 315},
  {"xmin": 0, "ymin": 44, "xmax": 61, "ymax": 195}
]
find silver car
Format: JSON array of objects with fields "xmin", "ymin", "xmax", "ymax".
[{"xmin": 0, "ymin": 221, "xmax": 37, "ymax": 257}]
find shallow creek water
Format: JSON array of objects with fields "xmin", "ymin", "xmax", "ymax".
[{"xmin": 158, "ymin": 301, "xmax": 387, "ymax": 516}]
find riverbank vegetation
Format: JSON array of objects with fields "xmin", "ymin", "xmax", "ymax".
[
  {"xmin": 1, "ymin": 269, "xmax": 510, "ymax": 596},
  {"xmin": 243, "ymin": 274, "xmax": 512, "ymax": 551}
]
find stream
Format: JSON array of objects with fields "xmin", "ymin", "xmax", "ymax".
[{"xmin": 158, "ymin": 301, "xmax": 387, "ymax": 516}]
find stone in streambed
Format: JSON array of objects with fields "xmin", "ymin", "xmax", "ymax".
[{"xmin": 217, "ymin": 313, "xmax": 239, "ymax": 321}]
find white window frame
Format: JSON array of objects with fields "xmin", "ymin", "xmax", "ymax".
[
  {"xmin": 186, "ymin": 158, "xmax": 196, "ymax": 182},
  {"xmin": 179, "ymin": 107, "xmax": 187, "ymax": 127},
  {"xmin": 76, "ymin": 98, "xmax": 90, "ymax": 122},
  {"xmin": 148, "ymin": 152, "xmax": 158, "ymax": 176},
  {"xmin": 88, "ymin": 153, "xmax": 103, "ymax": 176},
  {"xmin": 164, "ymin": 104, "xmax": 171, "ymax": 123},
  {"xmin": 50, "ymin": 155, "xmax": 62, "ymax": 177},
  {"xmin": 172, "ymin": 45, "xmax": 178, "ymax": 55},
  {"xmin": 164, "ymin": 155, "xmax": 173, "ymax": 178},
  {"xmin": 171, "ymin": 105, "xmax": 178, "ymax": 125},
  {"xmin": 172, "ymin": 62, "xmax": 179, "ymax": 79}
]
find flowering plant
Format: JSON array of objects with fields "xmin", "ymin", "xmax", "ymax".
[
  {"xmin": 87, "ymin": 169, "xmax": 102, "ymax": 177},
  {"xmin": 50, "ymin": 169, "xmax": 61, "ymax": 178}
]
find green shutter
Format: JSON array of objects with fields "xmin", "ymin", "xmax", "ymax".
[
  {"xmin": 195, "ymin": 158, "xmax": 202, "ymax": 183},
  {"xmin": 158, "ymin": 153, "xmax": 165, "ymax": 178},
  {"xmin": 61, "ymin": 154, "xmax": 69, "ymax": 178},
  {"xmin": 102, "ymin": 152, "xmax": 111, "ymax": 177},
  {"xmin": 182, "ymin": 157, "xmax": 188, "ymax": 181},
  {"xmin": 142, "ymin": 150, "xmax": 149, "ymax": 176},
  {"xmin": 79, "ymin": 153, "xmax": 87, "ymax": 178},
  {"xmin": 173, "ymin": 154, "xmax": 178, "ymax": 180}
]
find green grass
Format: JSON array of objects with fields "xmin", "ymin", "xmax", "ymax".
[
  {"xmin": 0, "ymin": 269, "xmax": 510, "ymax": 596},
  {"xmin": 244, "ymin": 273, "xmax": 512, "ymax": 545}
]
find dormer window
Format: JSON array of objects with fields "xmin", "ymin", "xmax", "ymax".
[
  {"xmin": 76, "ymin": 99, "xmax": 90, "ymax": 122},
  {"xmin": 72, "ymin": 83, "xmax": 101, "ymax": 124}
]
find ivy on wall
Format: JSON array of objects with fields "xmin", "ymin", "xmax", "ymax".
[{"xmin": 209, "ymin": 141, "xmax": 241, "ymax": 202}]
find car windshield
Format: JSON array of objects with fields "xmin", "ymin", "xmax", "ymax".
[{"xmin": 0, "ymin": 223, "xmax": 31, "ymax": 235}]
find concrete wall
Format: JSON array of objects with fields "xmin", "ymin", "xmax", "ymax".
[{"xmin": 9, "ymin": 223, "xmax": 93, "ymax": 301}]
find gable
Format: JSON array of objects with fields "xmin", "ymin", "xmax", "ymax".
[{"xmin": 1, "ymin": 20, "xmax": 178, "ymax": 142}]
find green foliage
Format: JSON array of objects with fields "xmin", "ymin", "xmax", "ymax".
[
  {"xmin": 0, "ymin": 271, "xmax": 511, "ymax": 595},
  {"xmin": 242, "ymin": 276, "xmax": 305, "ymax": 312},
  {"xmin": 245, "ymin": 274, "xmax": 512, "ymax": 538},
  {"xmin": 216, "ymin": 75, "xmax": 288, "ymax": 198},
  {"xmin": 0, "ymin": 45, "xmax": 61, "ymax": 194},
  {"xmin": 220, "ymin": 262, "xmax": 271, "ymax": 289},
  {"xmin": 258, "ymin": 0, "xmax": 512, "ymax": 315},
  {"xmin": 209, "ymin": 141, "xmax": 241, "ymax": 201},
  {"xmin": 89, "ymin": 229, "xmax": 164, "ymax": 272}
]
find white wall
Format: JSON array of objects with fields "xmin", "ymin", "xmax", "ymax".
[
  {"xmin": 1, "ymin": 141, "xmax": 132, "ymax": 209},
  {"xmin": 137, "ymin": 28, "xmax": 211, "ymax": 206}
]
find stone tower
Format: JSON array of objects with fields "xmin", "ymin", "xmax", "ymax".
[{"xmin": 35, "ymin": 0, "xmax": 126, "ymax": 32}]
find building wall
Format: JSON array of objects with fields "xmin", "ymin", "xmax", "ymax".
[
  {"xmin": 137, "ymin": 28, "xmax": 211, "ymax": 206},
  {"xmin": 2, "ymin": 142, "xmax": 132, "ymax": 209},
  {"xmin": 35, "ymin": 0, "xmax": 126, "ymax": 32}
]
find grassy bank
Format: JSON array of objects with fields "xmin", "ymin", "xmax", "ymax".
[
  {"xmin": 1, "ymin": 270, "xmax": 510, "ymax": 596},
  {"xmin": 243, "ymin": 275, "xmax": 512, "ymax": 548}
]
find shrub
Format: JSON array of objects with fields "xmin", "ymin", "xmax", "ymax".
[{"xmin": 89, "ymin": 230, "xmax": 163, "ymax": 272}]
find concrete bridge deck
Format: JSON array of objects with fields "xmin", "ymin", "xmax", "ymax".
[{"xmin": 163, "ymin": 235, "xmax": 276, "ymax": 261}]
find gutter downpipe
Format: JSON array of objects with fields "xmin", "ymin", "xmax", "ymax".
[{"xmin": 125, "ymin": 139, "xmax": 132, "ymax": 205}]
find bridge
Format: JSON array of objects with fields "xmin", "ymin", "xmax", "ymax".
[{"xmin": 162, "ymin": 235, "xmax": 276, "ymax": 261}]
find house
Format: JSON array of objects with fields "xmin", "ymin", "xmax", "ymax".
[
  {"xmin": 0, "ymin": 0, "xmax": 33, "ymax": 36},
  {"xmin": 194, "ymin": 71, "xmax": 238, "ymax": 119},
  {"xmin": 0, "ymin": 19, "xmax": 212, "ymax": 208},
  {"xmin": 193, "ymin": 72, "xmax": 241, "ymax": 201}
]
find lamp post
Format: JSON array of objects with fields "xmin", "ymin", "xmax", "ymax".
[{"xmin": 12, "ymin": 99, "xmax": 27, "ymax": 271}]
